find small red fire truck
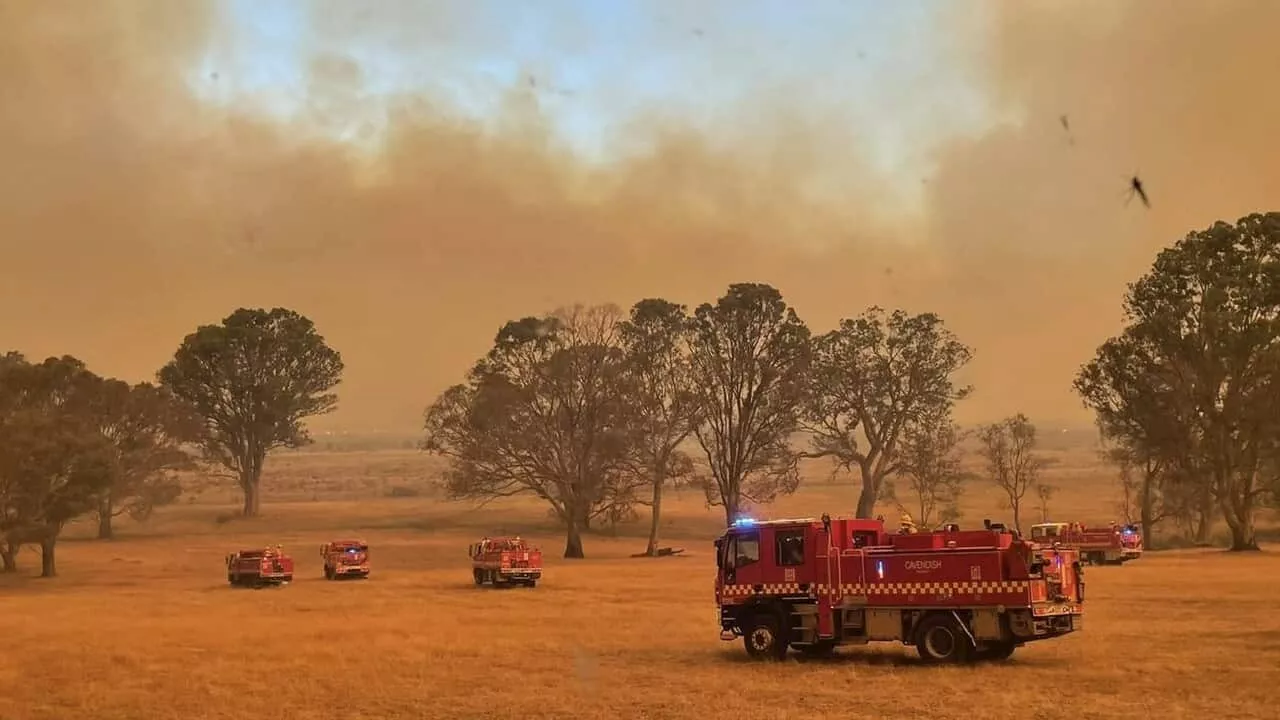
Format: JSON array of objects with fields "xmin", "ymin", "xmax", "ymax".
[
  {"xmin": 320, "ymin": 539, "xmax": 370, "ymax": 580},
  {"xmin": 714, "ymin": 515, "xmax": 1083, "ymax": 663},
  {"xmin": 469, "ymin": 536, "xmax": 542, "ymax": 587},
  {"xmin": 1030, "ymin": 522, "xmax": 1142, "ymax": 565},
  {"xmin": 226, "ymin": 545, "xmax": 294, "ymax": 588}
]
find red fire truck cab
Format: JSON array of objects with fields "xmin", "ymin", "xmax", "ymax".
[
  {"xmin": 714, "ymin": 515, "xmax": 1083, "ymax": 663},
  {"xmin": 320, "ymin": 539, "xmax": 370, "ymax": 580},
  {"xmin": 1030, "ymin": 522, "xmax": 1142, "ymax": 565}
]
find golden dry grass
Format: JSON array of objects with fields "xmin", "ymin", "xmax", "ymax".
[{"xmin": 3, "ymin": 446, "xmax": 1280, "ymax": 720}]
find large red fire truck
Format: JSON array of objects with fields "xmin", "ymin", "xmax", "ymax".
[
  {"xmin": 714, "ymin": 515, "xmax": 1083, "ymax": 663},
  {"xmin": 1030, "ymin": 522, "xmax": 1142, "ymax": 565}
]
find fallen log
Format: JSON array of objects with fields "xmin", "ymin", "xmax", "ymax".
[{"xmin": 629, "ymin": 546, "xmax": 686, "ymax": 558}]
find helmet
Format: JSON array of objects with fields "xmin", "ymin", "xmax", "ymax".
[{"xmin": 900, "ymin": 512, "xmax": 914, "ymax": 524}]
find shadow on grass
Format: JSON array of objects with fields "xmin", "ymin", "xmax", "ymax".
[{"xmin": 705, "ymin": 646, "xmax": 1062, "ymax": 670}]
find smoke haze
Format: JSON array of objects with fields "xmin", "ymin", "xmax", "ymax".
[{"xmin": 1, "ymin": 0, "xmax": 1276, "ymax": 433}]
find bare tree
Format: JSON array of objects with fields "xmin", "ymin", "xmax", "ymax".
[
  {"xmin": 688, "ymin": 283, "xmax": 810, "ymax": 525},
  {"xmin": 881, "ymin": 410, "xmax": 968, "ymax": 528},
  {"xmin": 977, "ymin": 413, "xmax": 1044, "ymax": 535},
  {"xmin": 617, "ymin": 298, "xmax": 700, "ymax": 556},
  {"xmin": 1033, "ymin": 481, "xmax": 1056, "ymax": 523},
  {"xmin": 803, "ymin": 307, "xmax": 972, "ymax": 518},
  {"xmin": 423, "ymin": 304, "xmax": 634, "ymax": 559}
]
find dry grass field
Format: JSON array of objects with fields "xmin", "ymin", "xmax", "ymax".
[{"xmin": 3, "ymin": 443, "xmax": 1279, "ymax": 720}]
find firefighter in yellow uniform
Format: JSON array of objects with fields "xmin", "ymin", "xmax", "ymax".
[{"xmin": 899, "ymin": 513, "xmax": 919, "ymax": 534}]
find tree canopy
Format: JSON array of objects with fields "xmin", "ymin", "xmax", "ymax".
[
  {"xmin": 158, "ymin": 307, "xmax": 343, "ymax": 517},
  {"xmin": 804, "ymin": 307, "xmax": 973, "ymax": 518},
  {"xmin": 84, "ymin": 380, "xmax": 198, "ymax": 539},
  {"xmin": 423, "ymin": 304, "xmax": 636, "ymax": 559},
  {"xmin": 0, "ymin": 355, "xmax": 114, "ymax": 576},
  {"xmin": 687, "ymin": 283, "xmax": 810, "ymax": 525},
  {"xmin": 617, "ymin": 298, "xmax": 700, "ymax": 556},
  {"xmin": 1076, "ymin": 212, "xmax": 1280, "ymax": 550}
]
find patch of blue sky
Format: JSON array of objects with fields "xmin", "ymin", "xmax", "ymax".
[{"xmin": 188, "ymin": 0, "xmax": 997, "ymax": 208}]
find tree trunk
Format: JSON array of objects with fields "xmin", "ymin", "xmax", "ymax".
[
  {"xmin": 1193, "ymin": 483, "xmax": 1213, "ymax": 544},
  {"xmin": 645, "ymin": 473, "xmax": 664, "ymax": 557},
  {"xmin": 860, "ymin": 461, "xmax": 880, "ymax": 517},
  {"xmin": 721, "ymin": 493, "xmax": 740, "ymax": 528},
  {"xmin": 1, "ymin": 541, "xmax": 16, "ymax": 573},
  {"xmin": 1220, "ymin": 474, "xmax": 1261, "ymax": 552},
  {"xmin": 563, "ymin": 515, "xmax": 586, "ymax": 559},
  {"xmin": 1226, "ymin": 521, "xmax": 1260, "ymax": 552},
  {"xmin": 1011, "ymin": 503, "xmax": 1022, "ymax": 537},
  {"xmin": 1139, "ymin": 475, "xmax": 1156, "ymax": 551},
  {"xmin": 39, "ymin": 534, "xmax": 57, "ymax": 578},
  {"xmin": 855, "ymin": 479, "xmax": 877, "ymax": 519},
  {"xmin": 97, "ymin": 495, "xmax": 115, "ymax": 540},
  {"xmin": 241, "ymin": 471, "xmax": 261, "ymax": 517}
]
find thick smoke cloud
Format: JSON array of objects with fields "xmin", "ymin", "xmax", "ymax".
[{"xmin": 1, "ymin": 0, "xmax": 1276, "ymax": 432}]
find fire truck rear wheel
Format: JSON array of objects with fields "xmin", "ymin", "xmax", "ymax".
[
  {"xmin": 743, "ymin": 612, "xmax": 789, "ymax": 661},
  {"xmin": 914, "ymin": 614, "xmax": 974, "ymax": 664}
]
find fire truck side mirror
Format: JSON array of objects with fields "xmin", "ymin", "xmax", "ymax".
[{"xmin": 467, "ymin": 544, "xmax": 475, "ymax": 557}]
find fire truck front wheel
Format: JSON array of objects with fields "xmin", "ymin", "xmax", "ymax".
[
  {"xmin": 742, "ymin": 612, "xmax": 789, "ymax": 661},
  {"xmin": 914, "ymin": 614, "xmax": 974, "ymax": 664}
]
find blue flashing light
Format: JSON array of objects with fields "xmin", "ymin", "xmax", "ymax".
[
  {"xmin": 876, "ymin": 560, "xmax": 885, "ymax": 580},
  {"xmin": 732, "ymin": 517, "xmax": 757, "ymax": 528},
  {"xmin": 1121, "ymin": 528, "xmax": 1135, "ymax": 536}
]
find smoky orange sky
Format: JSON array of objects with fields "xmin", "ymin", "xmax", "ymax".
[{"xmin": 1, "ymin": 0, "xmax": 1276, "ymax": 434}]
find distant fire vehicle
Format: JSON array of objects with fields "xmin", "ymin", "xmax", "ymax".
[
  {"xmin": 714, "ymin": 516, "xmax": 1083, "ymax": 663},
  {"xmin": 1030, "ymin": 522, "xmax": 1143, "ymax": 565},
  {"xmin": 320, "ymin": 539, "xmax": 370, "ymax": 580},
  {"xmin": 226, "ymin": 545, "xmax": 294, "ymax": 588},
  {"xmin": 469, "ymin": 536, "xmax": 542, "ymax": 587}
]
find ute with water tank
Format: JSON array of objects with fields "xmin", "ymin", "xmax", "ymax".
[
  {"xmin": 714, "ymin": 515, "xmax": 1083, "ymax": 663},
  {"xmin": 469, "ymin": 536, "xmax": 542, "ymax": 587},
  {"xmin": 226, "ymin": 545, "xmax": 294, "ymax": 588}
]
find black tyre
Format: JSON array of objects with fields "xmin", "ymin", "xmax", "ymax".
[
  {"xmin": 324, "ymin": 567, "xmax": 334, "ymax": 580},
  {"xmin": 743, "ymin": 612, "xmax": 789, "ymax": 661},
  {"xmin": 524, "ymin": 579, "xmax": 537, "ymax": 588},
  {"xmin": 473, "ymin": 569, "xmax": 484, "ymax": 586},
  {"xmin": 914, "ymin": 614, "xmax": 974, "ymax": 664}
]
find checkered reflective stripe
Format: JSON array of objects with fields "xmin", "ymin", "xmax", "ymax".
[
  {"xmin": 720, "ymin": 580, "xmax": 1030, "ymax": 597},
  {"xmin": 818, "ymin": 581, "xmax": 1029, "ymax": 595},
  {"xmin": 720, "ymin": 583, "xmax": 813, "ymax": 596}
]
